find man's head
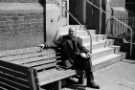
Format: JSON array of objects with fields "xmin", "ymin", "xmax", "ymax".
[{"xmin": 68, "ymin": 28, "xmax": 76, "ymax": 37}]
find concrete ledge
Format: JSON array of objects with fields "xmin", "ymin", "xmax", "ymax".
[{"xmin": 93, "ymin": 54, "xmax": 122, "ymax": 71}]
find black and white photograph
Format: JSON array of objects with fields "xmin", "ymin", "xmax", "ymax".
[{"xmin": 0, "ymin": 0, "xmax": 135, "ymax": 90}]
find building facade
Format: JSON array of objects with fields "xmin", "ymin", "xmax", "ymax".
[{"xmin": 0, "ymin": 0, "xmax": 134, "ymax": 50}]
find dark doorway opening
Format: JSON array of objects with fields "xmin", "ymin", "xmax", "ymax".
[
  {"xmin": 126, "ymin": 0, "xmax": 135, "ymax": 12},
  {"xmin": 69, "ymin": 0, "xmax": 106, "ymax": 34}
]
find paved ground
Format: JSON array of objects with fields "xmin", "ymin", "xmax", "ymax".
[{"xmin": 64, "ymin": 60, "xmax": 135, "ymax": 90}]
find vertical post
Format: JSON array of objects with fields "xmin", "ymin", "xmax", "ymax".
[
  {"xmin": 99, "ymin": 0, "xmax": 102, "ymax": 34},
  {"xmin": 67, "ymin": 0, "xmax": 69, "ymax": 25},
  {"xmin": 54, "ymin": 81, "xmax": 62, "ymax": 90},
  {"xmin": 28, "ymin": 68, "xmax": 39, "ymax": 90},
  {"xmin": 102, "ymin": 0, "xmax": 106, "ymax": 34},
  {"xmin": 43, "ymin": 0, "xmax": 46, "ymax": 42},
  {"xmin": 110, "ymin": 8, "xmax": 114, "ymax": 36},
  {"xmin": 83, "ymin": 0, "xmax": 87, "ymax": 24}
]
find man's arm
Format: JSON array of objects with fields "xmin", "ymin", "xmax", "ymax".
[
  {"xmin": 78, "ymin": 38, "xmax": 89, "ymax": 53},
  {"xmin": 78, "ymin": 38, "xmax": 92, "ymax": 58}
]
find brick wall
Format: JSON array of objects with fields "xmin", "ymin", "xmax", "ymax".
[
  {"xmin": 0, "ymin": 0, "xmax": 39, "ymax": 3},
  {"xmin": 0, "ymin": 3, "xmax": 44, "ymax": 50},
  {"xmin": 109, "ymin": 0, "xmax": 125, "ymax": 7}
]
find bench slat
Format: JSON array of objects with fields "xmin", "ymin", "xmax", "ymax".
[
  {"xmin": 0, "ymin": 86, "xmax": 8, "ymax": 90},
  {"xmin": 24, "ymin": 59, "xmax": 56, "ymax": 67},
  {"xmin": 0, "ymin": 51, "xmax": 42, "ymax": 61},
  {"xmin": 0, "ymin": 50, "xmax": 55, "ymax": 62},
  {"xmin": 0, "ymin": 60, "xmax": 29, "ymax": 77},
  {"xmin": 0, "ymin": 47, "xmax": 41, "ymax": 57},
  {"xmin": 0, "ymin": 71, "xmax": 29, "ymax": 86},
  {"xmin": 0, "ymin": 66, "xmax": 27, "ymax": 79},
  {"xmin": 0, "ymin": 81, "xmax": 20, "ymax": 90},
  {"xmin": 0, "ymin": 76, "xmax": 30, "ymax": 90},
  {"xmin": 0, "ymin": 60, "xmax": 40, "ymax": 90},
  {"xmin": 38, "ymin": 69, "xmax": 76, "ymax": 86},
  {"xmin": 12, "ymin": 56, "xmax": 56, "ymax": 64},
  {"xmin": 33, "ymin": 62, "xmax": 57, "ymax": 71}
]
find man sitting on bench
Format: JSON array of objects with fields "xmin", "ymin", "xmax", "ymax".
[{"xmin": 54, "ymin": 28, "xmax": 100, "ymax": 89}]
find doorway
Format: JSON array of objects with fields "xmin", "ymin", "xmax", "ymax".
[{"xmin": 69, "ymin": 0, "xmax": 106, "ymax": 34}]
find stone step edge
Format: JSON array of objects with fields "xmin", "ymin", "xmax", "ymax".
[
  {"xmin": 93, "ymin": 54, "xmax": 122, "ymax": 71},
  {"xmin": 84, "ymin": 40, "xmax": 106, "ymax": 46},
  {"xmin": 92, "ymin": 47, "xmax": 114, "ymax": 54}
]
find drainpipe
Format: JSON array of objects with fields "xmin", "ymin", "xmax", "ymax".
[
  {"xmin": 43, "ymin": 0, "xmax": 46, "ymax": 42},
  {"xmin": 99, "ymin": 0, "xmax": 102, "ymax": 34},
  {"xmin": 83, "ymin": 0, "xmax": 87, "ymax": 24}
]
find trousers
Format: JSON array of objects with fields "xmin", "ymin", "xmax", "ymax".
[{"xmin": 73, "ymin": 54, "xmax": 94, "ymax": 84}]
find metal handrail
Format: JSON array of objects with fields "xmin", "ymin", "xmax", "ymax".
[
  {"xmin": 65, "ymin": 9, "xmax": 82, "ymax": 25},
  {"xmin": 55, "ymin": 1, "xmax": 93, "ymax": 53},
  {"xmin": 86, "ymin": 0, "xmax": 133, "ymax": 56}
]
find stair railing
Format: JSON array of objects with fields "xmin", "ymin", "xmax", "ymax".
[
  {"xmin": 86, "ymin": 0, "xmax": 133, "ymax": 57},
  {"xmin": 55, "ymin": 1, "xmax": 93, "ymax": 53}
]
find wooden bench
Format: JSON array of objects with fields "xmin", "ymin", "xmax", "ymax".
[{"xmin": 0, "ymin": 46, "xmax": 77, "ymax": 90}]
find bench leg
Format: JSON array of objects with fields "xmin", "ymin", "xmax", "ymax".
[
  {"xmin": 56, "ymin": 81, "xmax": 62, "ymax": 90},
  {"xmin": 40, "ymin": 87, "xmax": 46, "ymax": 90}
]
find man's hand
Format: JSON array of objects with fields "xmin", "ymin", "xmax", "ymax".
[
  {"xmin": 80, "ymin": 53, "xmax": 89, "ymax": 58},
  {"xmin": 80, "ymin": 52, "xmax": 92, "ymax": 59},
  {"xmin": 38, "ymin": 43, "xmax": 49, "ymax": 49},
  {"xmin": 87, "ymin": 52, "xmax": 92, "ymax": 57}
]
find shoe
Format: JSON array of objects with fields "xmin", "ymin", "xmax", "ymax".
[
  {"xmin": 67, "ymin": 77, "xmax": 79, "ymax": 84},
  {"xmin": 87, "ymin": 81, "xmax": 100, "ymax": 89}
]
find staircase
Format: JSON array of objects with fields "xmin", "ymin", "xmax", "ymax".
[
  {"xmin": 0, "ymin": 1, "xmax": 44, "ymax": 50},
  {"xmin": 58, "ymin": 25, "xmax": 126, "ymax": 71}
]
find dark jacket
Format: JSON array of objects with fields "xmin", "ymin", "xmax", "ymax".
[{"xmin": 55, "ymin": 35, "xmax": 89, "ymax": 68}]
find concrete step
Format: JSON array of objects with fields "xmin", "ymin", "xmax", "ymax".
[
  {"xmin": 69, "ymin": 25, "xmax": 86, "ymax": 30},
  {"xmin": 75, "ymin": 29, "xmax": 96, "ymax": 36},
  {"xmin": 96, "ymin": 34, "xmax": 106, "ymax": 41},
  {"xmin": 80, "ymin": 34, "xmax": 106, "ymax": 43},
  {"xmin": 92, "ymin": 40, "xmax": 106, "ymax": 49},
  {"xmin": 92, "ymin": 47, "xmax": 114, "ymax": 60},
  {"xmin": 69, "ymin": 26, "xmax": 96, "ymax": 36},
  {"xmin": 93, "ymin": 54, "xmax": 122, "ymax": 71},
  {"xmin": 0, "ymin": 0, "xmax": 39, "ymax": 3},
  {"xmin": 84, "ymin": 38, "xmax": 115, "ymax": 49},
  {"xmin": 104, "ymin": 39, "xmax": 115, "ymax": 48},
  {"xmin": 84, "ymin": 40, "xmax": 106, "ymax": 49},
  {"xmin": 111, "ymin": 45, "xmax": 121, "ymax": 54},
  {"xmin": 87, "ymin": 29, "xmax": 96, "ymax": 35},
  {"xmin": 76, "ymin": 30, "xmax": 90, "ymax": 37}
]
